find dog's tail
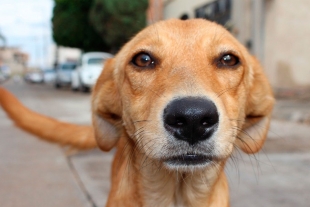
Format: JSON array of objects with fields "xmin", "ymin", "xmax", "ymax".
[{"xmin": 0, "ymin": 87, "xmax": 97, "ymax": 150}]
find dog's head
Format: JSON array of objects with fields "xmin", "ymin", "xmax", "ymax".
[{"xmin": 92, "ymin": 19, "xmax": 274, "ymax": 172}]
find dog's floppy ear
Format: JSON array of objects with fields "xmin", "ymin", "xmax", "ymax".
[
  {"xmin": 91, "ymin": 58, "xmax": 122, "ymax": 151},
  {"xmin": 236, "ymin": 57, "xmax": 275, "ymax": 154}
]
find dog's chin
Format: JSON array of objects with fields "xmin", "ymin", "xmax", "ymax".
[{"xmin": 162, "ymin": 154, "xmax": 220, "ymax": 172}]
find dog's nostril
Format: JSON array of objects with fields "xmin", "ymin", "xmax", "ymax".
[
  {"xmin": 178, "ymin": 118, "xmax": 186, "ymax": 124},
  {"xmin": 163, "ymin": 97, "xmax": 219, "ymax": 145},
  {"xmin": 201, "ymin": 119, "xmax": 209, "ymax": 126},
  {"xmin": 176, "ymin": 120, "xmax": 185, "ymax": 126},
  {"xmin": 166, "ymin": 117, "xmax": 187, "ymax": 127},
  {"xmin": 201, "ymin": 118, "xmax": 217, "ymax": 127}
]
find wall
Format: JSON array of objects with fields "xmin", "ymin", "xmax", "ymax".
[{"xmin": 264, "ymin": 0, "xmax": 310, "ymax": 88}]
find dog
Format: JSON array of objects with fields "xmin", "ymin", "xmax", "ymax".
[{"xmin": 0, "ymin": 19, "xmax": 274, "ymax": 207}]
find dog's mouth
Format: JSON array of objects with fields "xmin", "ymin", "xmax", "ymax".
[{"xmin": 164, "ymin": 154, "xmax": 214, "ymax": 166}]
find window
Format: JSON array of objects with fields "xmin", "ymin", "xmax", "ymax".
[
  {"xmin": 195, "ymin": 0, "xmax": 231, "ymax": 27},
  {"xmin": 61, "ymin": 63, "xmax": 77, "ymax": 70},
  {"xmin": 88, "ymin": 58, "xmax": 104, "ymax": 65}
]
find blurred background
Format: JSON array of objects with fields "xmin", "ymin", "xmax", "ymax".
[{"xmin": 0, "ymin": 0, "xmax": 310, "ymax": 207}]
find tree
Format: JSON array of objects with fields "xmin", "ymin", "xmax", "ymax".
[
  {"xmin": 89, "ymin": 0, "xmax": 148, "ymax": 52},
  {"xmin": 52, "ymin": 0, "xmax": 110, "ymax": 52}
]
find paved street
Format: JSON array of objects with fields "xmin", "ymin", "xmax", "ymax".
[{"xmin": 0, "ymin": 79, "xmax": 310, "ymax": 207}]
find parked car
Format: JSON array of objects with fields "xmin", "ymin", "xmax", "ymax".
[
  {"xmin": 24, "ymin": 71, "xmax": 44, "ymax": 83},
  {"xmin": 71, "ymin": 52, "xmax": 113, "ymax": 92},
  {"xmin": 0, "ymin": 65, "xmax": 11, "ymax": 82},
  {"xmin": 54, "ymin": 62, "xmax": 77, "ymax": 88},
  {"xmin": 42, "ymin": 69, "xmax": 56, "ymax": 84}
]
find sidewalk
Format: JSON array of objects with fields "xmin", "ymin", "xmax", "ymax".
[
  {"xmin": 229, "ymin": 119, "xmax": 310, "ymax": 207},
  {"xmin": 0, "ymin": 112, "xmax": 93, "ymax": 207},
  {"xmin": 273, "ymin": 88, "xmax": 310, "ymax": 124},
  {"xmin": 273, "ymin": 98, "xmax": 310, "ymax": 124},
  {"xmin": 230, "ymin": 95, "xmax": 310, "ymax": 206},
  {"xmin": 0, "ymin": 81, "xmax": 96, "ymax": 207}
]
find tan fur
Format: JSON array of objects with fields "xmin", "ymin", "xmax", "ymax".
[
  {"xmin": 0, "ymin": 19, "xmax": 274, "ymax": 207},
  {"xmin": 0, "ymin": 88, "xmax": 97, "ymax": 149}
]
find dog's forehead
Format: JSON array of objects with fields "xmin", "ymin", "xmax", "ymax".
[
  {"xmin": 118, "ymin": 19, "xmax": 241, "ymax": 60},
  {"xmin": 142, "ymin": 19, "xmax": 225, "ymax": 39}
]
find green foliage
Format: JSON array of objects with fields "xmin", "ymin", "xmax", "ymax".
[
  {"xmin": 89, "ymin": 0, "xmax": 148, "ymax": 52},
  {"xmin": 52, "ymin": 0, "xmax": 148, "ymax": 53},
  {"xmin": 52, "ymin": 0, "xmax": 110, "ymax": 52}
]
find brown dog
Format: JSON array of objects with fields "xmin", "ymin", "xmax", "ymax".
[{"xmin": 0, "ymin": 19, "xmax": 274, "ymax": 207}]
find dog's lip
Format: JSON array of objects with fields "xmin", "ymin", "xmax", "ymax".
[{"xmin": 164, "ymin": 154, "xmax": 213, "ymax": 166}]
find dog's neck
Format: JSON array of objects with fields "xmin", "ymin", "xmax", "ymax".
[
  {"xmin": 106, "ymin": 136, "xmax": 229, "ymax": 207},
  {"xmin": 139, "ymin": 158, "xmax": 229, "ymax": 207}
]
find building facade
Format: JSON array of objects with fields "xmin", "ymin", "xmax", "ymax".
[{"xmin": 0, "ymin": 47, "xmax": 29, "ymax": 74}]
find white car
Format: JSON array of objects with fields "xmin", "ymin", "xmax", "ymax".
[
  {"xmin": 42, "ymin": 69, "xmax": 56, "ymax": 84},
  {"xmin": 71, "ymin": 52, "xmax": 113, "ymax": 92}
]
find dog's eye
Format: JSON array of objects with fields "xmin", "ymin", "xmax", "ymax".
[
  {"xmin": 219, "ymin": 54, "xmax": 239, "ymax": 67},
  {"xmin": 132, "ymin": 53, "xmax": 155, "ymax": 68}
]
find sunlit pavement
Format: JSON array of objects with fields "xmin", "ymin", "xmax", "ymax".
[{"xmin": 1, "ymin": 79, "xmax": 310, "ymax": 207}]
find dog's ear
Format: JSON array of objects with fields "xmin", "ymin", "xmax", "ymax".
[
  {"xmin": 91, "ymin": 58, "xmax": 122, "ymax": 151},
  {"xmin": 236, "ymin": 57, "xmax": 275, "ymax": 154}
]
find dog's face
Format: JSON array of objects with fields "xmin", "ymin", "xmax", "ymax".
[{"xmin": 92, "ymin": 19, "xmax": 274, "ymax": 172}]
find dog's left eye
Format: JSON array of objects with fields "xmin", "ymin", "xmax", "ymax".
[
  {"xmin": 219, "ymin": 54, "xmax": 239, "ymax": 67},
  {"xmin": 132, "ymin": 53, "xmax": 155, "ymax": 68}
]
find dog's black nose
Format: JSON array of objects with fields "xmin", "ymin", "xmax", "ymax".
[{"xmin": 163, "ymin": 97, "xmax": 219, "ymax": 145}]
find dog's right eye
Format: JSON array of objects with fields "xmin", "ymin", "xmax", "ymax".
[
  {"xmin": 216, "ymin": 53, "xmax": 240, "ymax": 68},
  {"xmin": 131, "ymin": 53, "xmax": 155, "ymax": 68}
]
